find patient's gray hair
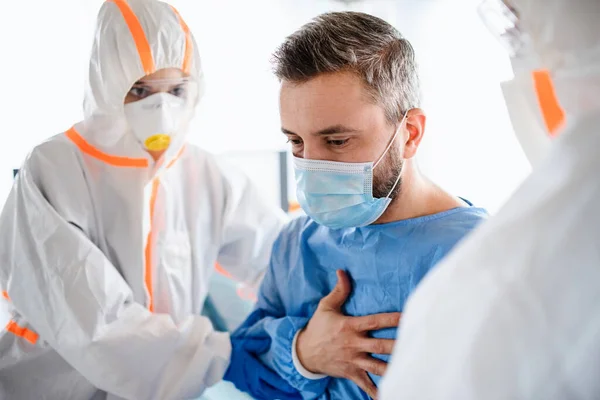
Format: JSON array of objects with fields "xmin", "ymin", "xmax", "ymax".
[{"xmin": 273, "ymin": 11, "xmax": 421, "ymax": 124}]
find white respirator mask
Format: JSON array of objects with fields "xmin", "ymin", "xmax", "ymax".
[{"xmin": 124, "ymin": 92, "xmax": 192, "ymax": 152}]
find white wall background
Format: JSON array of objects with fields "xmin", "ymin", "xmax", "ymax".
[{"xmin": 0, "ymin": 0, "xmax": 530, "ymax": 214}]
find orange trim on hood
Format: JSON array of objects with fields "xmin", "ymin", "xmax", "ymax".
[
  {"xmin": 533, "ymin": 69, "xmax": 566, "ymax": 137},
  {"xmin": 170, "ymin": 6, "xmax": 194, "ymax": 75},
  {"xmin": 66, "ymin": 127, "xmax": 149, "ymax": 168},
  {"xmin": 109, "ymin": 0, "xmax": 156, "ymax": 75}
]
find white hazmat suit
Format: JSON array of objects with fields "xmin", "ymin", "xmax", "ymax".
[
  {"xmin": 380, "ymin": 0, "xmax": 600, "ymax": 399},
  {"xmin": 0, "ymin": 0, "xmax": 286, "ymax": 399}
]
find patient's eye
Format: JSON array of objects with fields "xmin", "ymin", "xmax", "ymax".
[{"xmin": 327, "ymin": 138, "xmax": 349, "ymax": 147}]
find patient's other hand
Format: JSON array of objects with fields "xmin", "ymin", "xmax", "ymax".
[{"xmin": 296, "ymin": 270, "xmax": 401, "ymax": 399}]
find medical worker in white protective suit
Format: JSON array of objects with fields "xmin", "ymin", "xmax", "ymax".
[
  {"xmin": 380, "ymin": 0, "xmax": 600, "ymax": 398},
  {"xmin": 0, "ymin": 1, "xmax": 302, "ymax": 399}
]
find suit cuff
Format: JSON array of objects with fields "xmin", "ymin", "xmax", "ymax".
[{"xmin": 291, "ymin": 329, "xmax": 328, "ymax": 380}]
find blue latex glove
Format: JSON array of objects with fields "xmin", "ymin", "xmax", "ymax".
[{"xmin": 224, "ymin": 337, "xmax": 302, "ymax": 400}]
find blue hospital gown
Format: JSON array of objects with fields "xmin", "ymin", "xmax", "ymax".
[{"xmin": 233, "ymin": 205, "xmax": 487, "ymax": 399}]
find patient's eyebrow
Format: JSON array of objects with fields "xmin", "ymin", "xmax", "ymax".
[
  {"xmin": 281, "ymin": 125, "xmax": 359, "ymax": 136},
  {"xmin": 314, "ymin": 125, "xmax": 359, "ymax": 136}
]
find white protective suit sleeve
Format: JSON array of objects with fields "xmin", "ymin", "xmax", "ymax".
[
  {"xmin": 215, "ymin": 159, "xmax": 289, "ymax": 294},
  {"xmin": 0, "ymin": 145, "xmax": 230, "ymax": 400}
]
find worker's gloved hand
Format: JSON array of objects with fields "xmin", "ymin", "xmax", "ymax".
[{"xmin": 224, "ymin": 337, "xmax": 302, "ymax": 400}]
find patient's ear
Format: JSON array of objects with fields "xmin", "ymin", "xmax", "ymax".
[{"xmin": 403, "ymin": 108, "xmax": 426, "ymax": 159}]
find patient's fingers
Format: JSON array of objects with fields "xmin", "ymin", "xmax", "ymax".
[
  {"xmin": 358, "ymin": 338, "xmax": 396, "ymax": 355},
  {"xmin": 355, "ymin": 356, "xmax": 388, "ymax": 377},
  {"xmin": 351, "ymin": 312, "xmax": 401, "ymax": 332},
  {"xmin": 319, "ymin": 270, "xmax": 352, "ymax": 311},
  {"xmin": 349, "ymin": 370, "xmax": 379, "ymax": 399}
]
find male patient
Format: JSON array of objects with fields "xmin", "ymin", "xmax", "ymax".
[{"xmin": 232, "ymin": 12, "xmax": 487, "ymax": 399}]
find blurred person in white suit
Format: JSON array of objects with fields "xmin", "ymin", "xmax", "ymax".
[{"xmin": 380, "ymin": 0, "xmax": 600, "ymax": 399}]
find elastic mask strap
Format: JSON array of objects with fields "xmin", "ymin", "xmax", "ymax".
[
  {"xmin": 385, "ymin": 165, "xmax": 403, "ymax": 200},
  {"xmin": 373, "ymin": 111, "xmax": 409, "ymax": 169}
]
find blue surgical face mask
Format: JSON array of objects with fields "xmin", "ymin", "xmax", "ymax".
[{"xmin": 293, "ymin": 112, "xmax": 408, "ymax": 229}]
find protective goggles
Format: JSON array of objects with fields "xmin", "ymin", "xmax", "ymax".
[{"xmin": 126, "ymin": 77, "xmax": 200, "ymax": 102}]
